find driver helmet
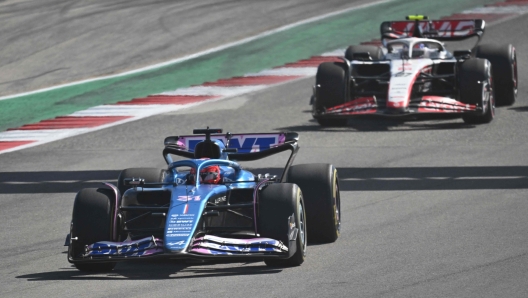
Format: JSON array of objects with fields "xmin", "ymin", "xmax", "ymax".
[
  {"xmin": 412, "ymin": 43, "xmax": 426, "ymax": 58},
  {"xmin": 189, "ymin": 165, "xmax": 222, "ymax": 184}
]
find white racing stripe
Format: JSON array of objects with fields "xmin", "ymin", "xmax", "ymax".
[
  {"xmin": 244, "ymin": 67, "xmax": 318, "ymax": 77},
  {"xmin": 321, "ymin": 49, "xmax": 348, "ymax": 56},
  {"xmin": 0, "ymin": 129, "xmax": 92, "ymax": 141},
  {"xmin": 70, "ymin": 105, "xmax": 186, "ymax": 117},
  {"xmin": 462, "ymin": 6, "xmax": 528, "ymax": 14},
  {"xmin": 159, "ymin": 85, "xmax": 268, "ymax": 97}
]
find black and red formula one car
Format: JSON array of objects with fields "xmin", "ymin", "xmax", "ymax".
[{"xmin": 311, "ymin": 15, "xmax": 518, "ymax": 126}]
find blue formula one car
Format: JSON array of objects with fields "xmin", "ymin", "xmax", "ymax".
[{"xmin": 66, "ymin": 128, "xmax": 341, "ymax": 271}]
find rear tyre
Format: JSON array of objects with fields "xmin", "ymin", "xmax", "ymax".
[
  {"xmin": 259, "ymin": 183, "xmax": 306, "ymax": 267},
  {"xmin": 117, "ymin": 168, "xmax": 167, "ymax": 195},
  {"xmin": 459, "ymin": 58, "xmax": 495, "ymax": 125},
  {"xmin": 345, "ymin": 45, "xmax": 384, "ymax": 61},
  {"xmin": 70, "ymin": 188, "xmax": 117, "ymax": 272},
  {"xmin": 474, "ymin": 44, "xmax": 517, "ymax": 106},
  {"xmin": 286, "ymin": 164, "xmax": 340, "ymax": 243},
  {"xmin": 313, "ymin": 62, "xmax": 348, "ymax": 127}
]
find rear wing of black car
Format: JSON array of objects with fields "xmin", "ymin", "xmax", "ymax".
[{"xmin": 381, "ymin": 16, "xmax": 485, "ymax": 42}]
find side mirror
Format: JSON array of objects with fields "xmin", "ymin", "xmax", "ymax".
[
  {"xmin": 453, "ymin": 50, "xmax": 472, "ymax": 59},
  {"xmin": 124, "ymin": 178, "xmax": 145, "ymax": 186},
  {"xmin": 352, "ymin": 52, "xmax": 372, "ymax": 61},
  {"xmin": 164, "ymin": 136, "xmax": 180, "ymax": 146}
]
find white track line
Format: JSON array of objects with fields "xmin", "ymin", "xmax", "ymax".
[
  {"xmin": 159, "ymin": 85, "xmax": 269, "ymax": 97},
  {"xmin": 69, "ymin": 105, "xmax": 184, "ymax": 117},
  {"xmin": 244, "ymin": 67, "xmax": 318, "ymax": 77},
  {"xmin": 0, "ymin": 129, "xmax": 92, "ymax": 141},
  {"xmin": 321, "ymin": 49, "xmax": 348, "ymax": 56},
  {"xmin": 462, "ymin": 6, "xmax": 528, "ymax": 14}
]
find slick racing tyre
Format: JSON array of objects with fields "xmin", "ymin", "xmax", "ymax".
[
  {"xmin": 258, "ymin": 183, "xmax": 307, "ymax": 267},
  {"xmin": 345, "ymin": 45, "xmax": 384, "ymax": 61},
  {"xmin": 70, "ymin": 188, "xmax": 116, "ymax": 272},
  {"xmin": 459, "ymin": 58, "xmax": 495, "ymax": 125},
  {"xmin": 117, "ymin": 168, "xmax": 167, "ymax": 195},
  {"xmin": 313, "ymin": 62, "xmax": 348, "ymax": 126},
  {"xmin": 286, "ymin": 163, "xmax": 340, "ymax": 243},
  {"xmin": 474, "ymin": 44, "xmax": 517, "ymax": 106}
]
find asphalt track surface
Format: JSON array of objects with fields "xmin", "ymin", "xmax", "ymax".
[
  {"xmin": 1, "ymin": 2, "xmax": 528, "ymax": 298},
  {"xmin": 0, "ymin": 0, "xmax": 375, "ymax": 97}
]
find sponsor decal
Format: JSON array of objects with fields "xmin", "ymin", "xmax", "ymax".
[
  {"xmin": 397, "ymin": 63, "xmax": 413, "ymax": 72},
  {"xmin": 394, "ymin": 73, "xmax": 412, "ymax": 77},
  {"xmin": 191, "ymin": 235, "xmax": 289, "ymax": 254},
  {"xmin": 176, "ymin": 178, "xmax": 187, "ymax": 184},
  {"xmin": 168, "ymin": 241, "xmax": 185, "ymax": 246},
  {"xmin": 418, "ymin": 96, "xmax": 475, "ymax": 112},
  {"xmin": 178, "ymin": 134, "xmax": 284, "ymax": 153},
  {"xmin": 390, "ymin": 101, "xmax": 404, "ymax": 108},
  {"xmin": 165, "ymin": 200, "xmax": 198, "ymax": 250},
  {"xmin": 397, "ymin": 66, "xmax": 413, "ymax": 72},
  {"xmin": 288, "ymin": 213, "xmax": 297, "ymax": 241},
  {"xmin": 390, "ymin": 20, "xmax": 476, "ymax": 38},
  {"xmin": 226, "ymin": 137, "xmax": 276, "ymax": 153},
  {"xmin": 327, "ymin": 97, "xmax": 377, "ymax": 114},
  {"xmin": 85, "ymin": 237, "xmax": 164, "ymax": 257},
  {"xmin": 214, "ymin": 196, "xmax": 227, "ymax": 204},
  {"xmin": 177, "ymin": 195, "xmax": 201, "ymax": 202}
]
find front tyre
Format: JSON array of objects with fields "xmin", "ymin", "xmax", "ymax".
[
  {"xmin": 286, "ymin": 164, "xmax": 340, "ymax": 243},
  {"xmin": 258, "ymin": 183, "xmax": 307, "ymax": 267},
  {"xmin": 459, "ymin": 58, "xmax": 495, "ymax": 125},
  {"xmin": 313, "ymin": 62, "xmax": 348, "ymax": 127},
  {"xmin": 117, "ymin": 168, "xmax": 167, "ymax": 195},
  {"xmin": 70, "ymin": 188, "xmax": 116, "ymax": 272}
]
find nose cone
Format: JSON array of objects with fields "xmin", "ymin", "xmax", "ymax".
[{"xmin": 386, "ymin": 101, "xmax": 409, "ymax": 114}]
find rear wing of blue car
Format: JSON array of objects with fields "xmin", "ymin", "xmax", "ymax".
[{"xmin": 162, "ymin": 130, "xmax": 299, "ymax": 163}]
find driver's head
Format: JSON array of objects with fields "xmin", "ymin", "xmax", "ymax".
[
  {"xmin": 189, "ymin": 165, "xmax": 221, "ymax": 184},
  {"xmin": 412, "ymin": 43, "xmax": 426, "ymax": 58}
]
